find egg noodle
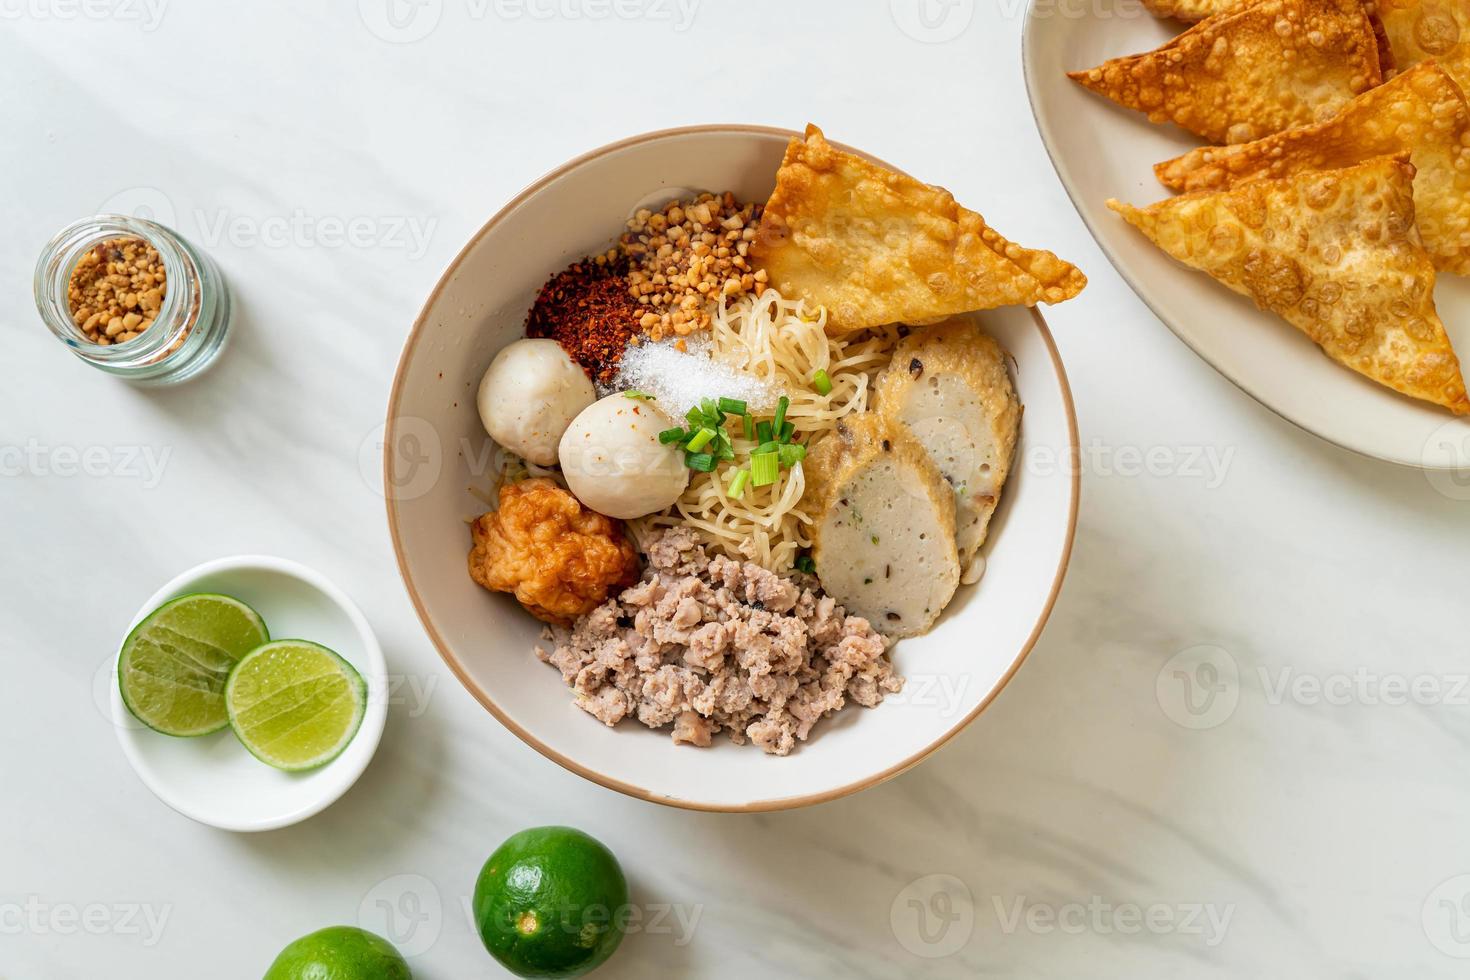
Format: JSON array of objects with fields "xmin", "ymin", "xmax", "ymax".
[{"xmin": 628, "ymin": 289, "xmax": 901, "ymax": 571}]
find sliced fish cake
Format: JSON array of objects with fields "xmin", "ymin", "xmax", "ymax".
[
  {"xmin": 804, "ymin": 414, "xmax": 960, "ymax": 638},
  {"xmin": 875, "ymin": 321, "xmax": 1021, "ymax": 582}
]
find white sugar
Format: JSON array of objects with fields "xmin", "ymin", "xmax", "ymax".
[{"xmin": 611, "ymin": 339, "xmax": 779, "ymax": 417}]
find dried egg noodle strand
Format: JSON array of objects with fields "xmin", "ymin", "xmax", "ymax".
[{"xmin": 629, "ymin": 290, "xmax": 901, "ymax": 571}]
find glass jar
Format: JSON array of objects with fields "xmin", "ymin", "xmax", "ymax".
[{"xmin": 34, "ymin": 214, "xmax": 231, "ymax": 385}]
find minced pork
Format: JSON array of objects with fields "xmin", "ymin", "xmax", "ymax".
[{"xmin": 536, "ymin": 527, "xmax": 903, "ymax": 755}]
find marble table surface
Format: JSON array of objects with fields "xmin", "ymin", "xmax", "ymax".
[{"xmin": 5, "ymin": 2, "xmax": 1469, "ymax": 977}]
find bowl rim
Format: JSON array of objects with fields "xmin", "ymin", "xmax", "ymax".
[
  {"xmin": 110, "ymin": 554, "xmax": 389, "ymax": 832},
  {"xmin": 385, "ymin": 123, "xmax": 1081, "ymax": 812}
]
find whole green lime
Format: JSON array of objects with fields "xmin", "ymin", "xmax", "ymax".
[
  {"xmin": 263, "ymin": 926, "xmax": 411, "ymax": 980},
  {"xmin": 472, "ymin": 826, "xmax": 629, "ymax": 979}
]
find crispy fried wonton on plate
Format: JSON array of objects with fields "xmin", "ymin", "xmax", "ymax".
[
  {"xmin": 1137, "ymin": 0, "xmax": 1468, "ymax": 88},
  {"xmin": 1379, "ymin": 0, "xmax": 1470, "ymax": 90},
  {"xmin": 1154, "ymin": 63, "xmax": 1470, "ymax": 274},
  {"xmin": 1069, "ymin": 0, "xmax": 1391, "ymax": 144},
  {"xmin": 1109, "ymin": 155, "xmax": 1470, "ymax": 414},
  {"xmin": 750, "ymin": 125, "xmax": 1087, "ymax": 334}
]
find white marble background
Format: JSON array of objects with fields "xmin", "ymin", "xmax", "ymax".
[{"xmin": 4, "ymin": 1, "xmax": 1469, "ymax": 977}]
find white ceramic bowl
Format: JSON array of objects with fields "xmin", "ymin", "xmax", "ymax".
[
  {"xmin": 1022, "ymin": 1, "xmax": 1470, "ymax": 468},
  {"xmin": 111, "ymin": 556, "xmax": 388, "ymax": 831},
  {"xmin": 386, "ymin": 126, "xmax": 1080, "ymax": 811}
]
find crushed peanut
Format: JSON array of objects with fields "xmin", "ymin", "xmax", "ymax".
[
  {"xmin": 619, "ymin": 192, "xmax": 767, "ymax": 341},
  {"xmin": 67, "ymin": 238, "xmax": 167, "ymax": 346}
]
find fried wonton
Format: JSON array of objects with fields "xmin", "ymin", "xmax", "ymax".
[
  {"xmin": 1069, "ymin": 0, "xmax": 1391, "ymax": 144},
  {"xmin": 1109, "ymin": 155, "xmax": 1470, "ymax": 414},
  {"xmin": 1155, "ymin": 63, "xmax": 1470, "ymax": 274},
  {"xmin": 750, "ymin": 125, "xmax": 1087, "ymax": 334},
  {"xmin": 1379, "ymin": 0, "xmax": 1470, "ymax": 91}
]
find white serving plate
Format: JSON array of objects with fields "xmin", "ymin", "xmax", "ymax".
[
  {"xmin": 111, "ymin": 556, "xmax": 388, "ymax": 832},
  {"xmin": 386, "ymin": 126, "xmax": 1080, "ymax": 811},
  {"xmin": 1023, "ymin": 1, "xmax": 1470, "ymax": 469}
]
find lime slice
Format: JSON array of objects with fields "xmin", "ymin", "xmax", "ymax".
[
  {"xmin": 225, "ymin": 640, "xmax": 366, "ymax": 771},
  {"xmin": 118, "ymin": 593, "xmax": 270, "ymax": 736}
]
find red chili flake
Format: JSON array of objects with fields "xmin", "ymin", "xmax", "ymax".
[{"xmin": 525, "ymin": 256, "xmax": 640, "ymax": 383}]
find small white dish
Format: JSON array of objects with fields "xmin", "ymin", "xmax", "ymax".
[
  {"xmin": 110, "ymin": 555, "xmax": 388, "ymax": 832},
  {"xmin": 1022, "ymin": 1, "xmax": 1470, "ymax": 468}
]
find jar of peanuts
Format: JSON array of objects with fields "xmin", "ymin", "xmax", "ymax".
[{"xmin": 34, "ymin": 214, "xmax": 231, "ymax": 384}]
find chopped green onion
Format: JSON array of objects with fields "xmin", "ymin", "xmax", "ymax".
[
  {"xmin": 812, "ymin": 370, "xmax": 832, "ymax": 396},
  {"xmin": 623, "ymin": 390, "xmax": 655, "ymax": 400},
  {"xmin": 718, "ymin": 397, "xmax": 747, "ymax": 415},
  {"xmin": 700, "ymin": 397, "xmax": 720, "ymax": 421},
  {"xmin": 685, "ymin": 452, "xmax": 717, "ymax": 473},
  {"xmin": 658, "ymin": 427, "xmax": 686, "ymax": 445},
  {"xmin": 794, "ymin": 554, "xmax": 816, "ymax": 574},
  {"xmin": 752, "ymin": 441, "xmax": 781, "ymax": 456},
  {"xmin": 742, "ymin": 413, "xmax": 754, "ymax": 441},
  {"xmin": 685, "ymin": 406, "xmax": 706, "ymax": 426},
  {"xmin": 714, "ymin": 432, "xmax": 736, "ymax": 461},
  {"xmin": 772, "ymin": 395, "xmax": 790, "ymax": 437},
  {"xmin": 755, "ymin": 420, "xmax": 773, "ymax": 443},
  {"xmin": 750, "ymin": 452, "xmax": 780, "ymax": 487},
  {"xmin": 778, "ymin": 421, "xmax": 795, "ymax": 443},
  {"xmin": 686, "ymin": 427, "xmax": 716, "ymax": 452},
  {"xmin": 728, "ymin": 468, "xmax": 750, "ymax": 499},
  {"xmin": 779, "ymin": 443, "xmax": 807, "ymax": 467}
]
